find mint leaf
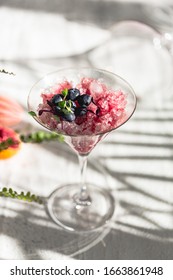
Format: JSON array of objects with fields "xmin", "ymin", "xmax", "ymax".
[
  {"xmin": 58, "ymin": 101, "xmax": 66, "ymax": 109},
  {"xmin": 28, "ymin": 111, "xmax": 37, "ymax": 117},
  {"xmin": 61, "ymin": 88, "xmax": 68, "ymax": 98}
]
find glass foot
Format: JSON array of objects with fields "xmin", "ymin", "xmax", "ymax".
[{"xmin": 47, "ymin": 183, "xmax": 115, "ymax": 232}]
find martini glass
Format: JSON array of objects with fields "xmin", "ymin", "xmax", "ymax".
[{"xmin": 28, "ymin": 67, "xmax": 136, "ymax": 232}]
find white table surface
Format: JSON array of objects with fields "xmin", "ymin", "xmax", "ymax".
[{"xmin": 1, "ymin": 0, "xmax": 173, "ymax": 260}]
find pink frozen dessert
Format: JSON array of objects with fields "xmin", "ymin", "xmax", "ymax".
[{"xmin": 38, "ymin": 77, "xmax": 127, "ymax": 137}]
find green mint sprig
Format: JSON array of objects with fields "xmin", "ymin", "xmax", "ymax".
[
  {"xmin": 58, "ymin": 100, "xmax": 73, "ymax": 114},
  {"xmin": 0, "ymin": 187, "xmax": 42, "ymax": 204},
  {"xmin": 61, "ymin": 88, "xmax": 68, "ymax": 98},
  {"xmin": 20, "ymin": 131, "xmax": 64, "ymax": 143}
]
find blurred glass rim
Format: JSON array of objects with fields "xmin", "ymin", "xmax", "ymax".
[
  {"xmin": 110, "ymin": 20, "xmax": 161, "ymax": 41},
  {"xmin": 88, "ymin": 20, "xmax": 173, "ymax": 100}
]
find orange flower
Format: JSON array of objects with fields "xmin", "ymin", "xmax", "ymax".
[
  {"xmin": 0, "ymin": 126, "xmax": 21, "ymax": 159},
  {"xmin": 0, "ymin": 95, "xmax": 23, "ymax": 127}
]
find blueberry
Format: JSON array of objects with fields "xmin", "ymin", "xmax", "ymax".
[
  {"xmin": 51, "ymin": 94, "xmax": 63, "ymax": 105},
  {"xmin": 67, "ymin": 88, "xmax": 80, "ymax": 101},
  {"xmin": 62, "ymin": 112, "xmax": 76, "ymax": 122},
  {"xmin": 53, "ymin": 106, "xmax": 61, "ymax": 115},
  {"xmin": 47, "ymin": 100, "xmax": 53, "ymax": 107},
  {"xmin": 77, "ymin": 94, "xmax": 92, "ymax": 107},
  {"xmin": 70, "ymin": 101, "xmax": 77, "ymax": 112},
  {"xmin": 75, "ymin": 107, "xmax": 88, "ymax": 117}
]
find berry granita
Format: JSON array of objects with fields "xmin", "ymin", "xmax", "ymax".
[{"xmin": 37, "ymin": 77, "xmax": 127, "ymax": 137}]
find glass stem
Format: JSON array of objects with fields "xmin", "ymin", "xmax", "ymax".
[
  {"xmin": 78, "ymin": 154, "xmax": 89, "ymax": 200},
  {"xmin": 73, "ymin": 154, "xmax": 91, "ymax": 207}
]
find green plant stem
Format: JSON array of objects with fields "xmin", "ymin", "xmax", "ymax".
[
  {"xmin": 0, "ymin": 69, "xmax": 15, "ymax": 75},
  {"xmin": 20, "ymin": 131, "xmax": 64, "ymax": 143},
  {"xmin": 0, "ymin": 187, "xmax": 42, "ymax": 204},
  {"xmin": 0, "ymin": 131, "xmax": 64, "ymax": 152}
]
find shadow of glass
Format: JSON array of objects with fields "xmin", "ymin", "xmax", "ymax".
[
  {"xmin": 75, "ymin": 225, "xmax": 173, "ymax": 260},
  {"xmin": 0, "ymin": 200, "xmax": 111, "ymax": 259}
]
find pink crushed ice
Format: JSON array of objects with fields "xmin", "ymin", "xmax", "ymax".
[{"xmin": 38, "ymin": 77, "xmax": 127, "ymax": 136}]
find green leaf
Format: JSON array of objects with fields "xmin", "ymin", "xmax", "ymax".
[
  {"xmin": 28, "ymin": 111, "xmax": 37, "ymax": 117},
  {"xmin": 61, "ymin": 88, "xmax": 68, "ymax": 98},
  {"xmin": 9, "ymin": 188, "xmax": 13, "ymax": 194},
  {"xmin": 20, "ymin": 131, "xmax": 64, "ymax": 143},
  {"xmin": 58, "ymin": 101, "xmax": 66, "ymax": 109},
  {"xmin": 0, "ymin": 187, "xmax": 43, "ymax": 204},
  {"xmin": 26, "ymin": 191, "xmax": 31, "ymax": 198},
  {"xmin": 57, "ymin": 134, "xmax": 64, "ymax": 142},
  {"xmin": 37, "ymin": 131, "xmax": 45, "ymax": 139}
]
